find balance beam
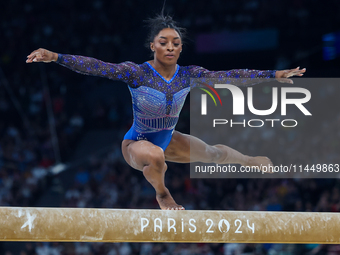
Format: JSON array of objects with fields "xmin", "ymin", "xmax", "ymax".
[{"xmin": 1, "ymin": 207, "xmax": 340, "ymax": 243}]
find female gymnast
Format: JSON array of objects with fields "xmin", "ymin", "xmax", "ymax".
[{"xmin": 26, "ymin": 15, "xmax": 305, "ymax": 210}]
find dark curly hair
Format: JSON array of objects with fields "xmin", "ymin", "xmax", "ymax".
[{"xmin": 144, "ymin": 14, "xmax": 186, "ymax": 51}]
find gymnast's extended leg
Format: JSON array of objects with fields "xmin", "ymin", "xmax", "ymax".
[
  {"xmin": 121, "ymin": 139, "xmax": 184, "ymax": 210},
  {"xmin": 165, "ymin": 131, "xmax": 272, "ymax": 168}
]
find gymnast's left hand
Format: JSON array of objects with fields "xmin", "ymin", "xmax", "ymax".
[{"xmin": 275, "ymin": 67, "xmax": 306, "ymax": 84}]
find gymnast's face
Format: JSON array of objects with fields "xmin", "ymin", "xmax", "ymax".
[{"xmin": 150, "ymin": 28, "xmax": 182, "ymax": 65}]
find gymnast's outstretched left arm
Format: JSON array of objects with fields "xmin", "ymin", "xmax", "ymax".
[{"xmin": 189, "ymin": 65, "xmax": 306, "ymax": 86}]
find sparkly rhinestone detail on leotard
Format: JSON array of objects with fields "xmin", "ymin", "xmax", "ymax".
[{"xmin": 56, "ymin": 54, "xmax": 276, "ymax": 148}]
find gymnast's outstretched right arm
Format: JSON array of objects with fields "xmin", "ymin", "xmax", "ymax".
[{"xmin": 26, "ymin": 48, "xmax": 141, "ymax": 83}]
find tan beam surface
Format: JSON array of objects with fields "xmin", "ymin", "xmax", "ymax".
[{"xmin": 0, "ymin": 207, "xmax": 340, "ymax": 243}]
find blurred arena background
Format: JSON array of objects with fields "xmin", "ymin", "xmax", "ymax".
[{"xmin": 1, "ymin": 0, "xmax": 340, "ymax": 254}]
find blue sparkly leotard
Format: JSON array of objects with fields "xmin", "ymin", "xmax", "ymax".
[{"xmin": 56, "ymin": 54, "xmax": 276, "ymax": 150}]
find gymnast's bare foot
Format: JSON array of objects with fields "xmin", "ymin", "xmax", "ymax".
[
  {"xmin": 156, "ymin": 190, "xmax": 185, "ymax": 210},
  {"xmin": 246, "ymin": 156, "xmax": 274, "ymax": 173}
]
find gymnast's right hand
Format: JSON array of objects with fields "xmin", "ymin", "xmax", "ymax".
[{"xmin": 26, "ymin": 48, "xmax": 58, "ymax": 63}]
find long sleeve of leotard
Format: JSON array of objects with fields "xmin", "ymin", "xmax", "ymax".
[
  {"xmin": 189, "ymin": 66, "xmax": 276, "ymax": 87},
  {"xmin": 55, "ymin": 54, "xmax": 141, "ymax": 86}
]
